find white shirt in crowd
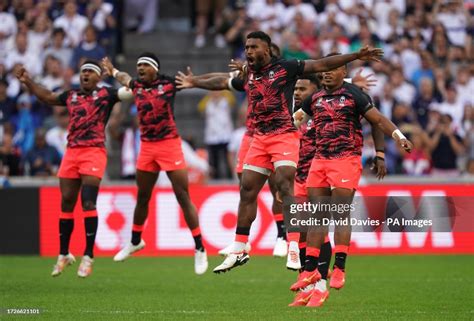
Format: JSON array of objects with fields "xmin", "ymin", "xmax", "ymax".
[
  {"xmin": 430, "ymin": 100, "xmax": 465, "ymax": 134},
  {"xmin": 4, "ymin": 49, "xmax": 42, "ymax": 76},
  {"xmin": 227, "ymin": 127, "xmax": 246, "ymax": 156},
  {"xmin": 436, "ymin": 10, "xmax": 467, "ymax": 46},
  {"xmin": 27, "ymin": 30, "xmax": 50, "ymax": 54},
  {"xmin": 281, "ymin": 2, "xmax": 318, "ymax": 27},
  {"xmin": 247, "ymin": 1, "xmax": 285, "ymax": 32},
  {"xmin": 91, "ymin": 2, "xmax": 114, "ymax": 31},
  {"xmin": 46, "ymin": 126, "xmax": 68, "ymax": 156},
  {"xmin": 0, "ymin": 11, "xmax": 17, "ymax": 59},
  {"xmin": 204, "ymin": 97, "xmax": 234, "ymax": 145},
  {"xmin": 392, "ymin": 81, "xmax": 416, "ymax": 105},
  {"xmin": 53, "ymin": 13, "xmax": 89, "ymax": 47}
]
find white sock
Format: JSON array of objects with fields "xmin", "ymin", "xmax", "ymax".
[
  {"xmin": 288, "ymin": 241, "xmax": 299, "ymax": 251},
  {"xmin": 315, "ymin": 279, "xmax": 327, "ymax": 292},
  {"xmin": 232, "ymin": 241, "xmax": 246, "ymax": 253}
]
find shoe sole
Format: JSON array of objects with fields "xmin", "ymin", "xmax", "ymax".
[
  {"xmin": 286, "ymin": 265, "xmax": 302, "ymax": 271},
  {"xmin": 51, "ymin": 259, "xmax": 75, "ymax": 277},
  {"xmin": 114, "ymin": 244, "xmax": 145, "ymax": 262},
  {"xmin": 213, "ymin": 254, "xmax": 250, "ymax": 274}
]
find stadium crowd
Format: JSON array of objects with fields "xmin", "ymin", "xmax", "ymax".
[{"xmin": 0, "ymin": 0, "xmax": 473, "ymax": 183}]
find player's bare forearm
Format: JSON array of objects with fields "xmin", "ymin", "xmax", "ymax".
[
  {"xmin": 364, "ymin": 108, "xmax": 397, "ymax": 137},
  {"xmin": 23, "ymin": 78, "xmax": 61, "ymax": 106},
  {"xmin": 116, "ymin": 71, "xmax": 132, "ymax": 87},
  {"xmin": 193, "ymin": 76, "xmax": 229, "ymax": 90},
  {"xmin": 371, "ymin": 125, "xmax": 385, "ymax": 152},
  {"xmin": 193, "ymin": 72, "xmax": 230, "ymax": 80},
  {"xmin": 304, "ymin": 53, "xmax": 359, "ymax": 73}
]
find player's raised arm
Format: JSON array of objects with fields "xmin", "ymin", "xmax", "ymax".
[
  {"xmin": 15, "ymin": 66, "xmax": 63, "ymax": 106},
  {"xmin": 364, "ymin": 107, "xmax": 413, "ymax": 153},
  {"xmin": 303, "ymin": 46, "xmax": 383, "ymax": 74},
  {"xmin": 101, "ymin": 57, "xmax": 132, "ymax": 87},
  {"xmin": 175, "ymin": 71, "xmax": 229, "ymax": 90}
]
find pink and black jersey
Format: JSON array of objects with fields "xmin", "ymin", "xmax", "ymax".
[
  {"xmin": 301, "ymin": 82, "xmax": 373, "ymax": 159},
  {"xmin": 129, "ymin": 75, "xmax": 179, "ymax": 142},
  {"xmin": 231, "ymin": 58, "xmax": 305, "ymax": 135},
  {"xmin": 58, "ymin": 87, "xmax": 118, "ymax": 148},
  {"xmin": 295, "ymin": 119, "xmax": 316, "ymax": 184}
]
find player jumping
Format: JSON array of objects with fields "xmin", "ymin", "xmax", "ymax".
[
  {"xmin": 101, "ymin": 53, "xmax": 208, "ymax": 275},
  {"xmin": 291, "ymin": 53, "xmax": 412, "ymax": 307},
  {"xmin": 176, "ymin": 31, "xmax": 383, "ymax": 274},
  {"xmin": 16, "ymin": 61, "xmax": 121, "ymax": 278}
]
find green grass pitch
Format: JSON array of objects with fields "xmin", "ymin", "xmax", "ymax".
[{"xmin": 1, "ymin": 255, "xmax": 473, "ymax": 320}]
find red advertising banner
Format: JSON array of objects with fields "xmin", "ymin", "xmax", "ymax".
[{"xmin": 39, "ymin": 184, "xmax": 474, "ymax": 256}]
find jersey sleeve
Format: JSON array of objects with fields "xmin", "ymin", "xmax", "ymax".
[
  {"xmin": 229, "ymin": 77, "xmax": 246, "ymax": 92},
  {"xmin": 106, "ymin": 87, "xmax": 120, "ymax": 104},
  {"xmin": 350, "ymin": 85, "xmax": 373, "ymax": 115},
  {"xmin": 301, "ymin": 94, "xmax": 313, "ymax": 116},
  {"xmin": 281, "ymin": 59, "xmax": 306, "ymax": 78},
  {"xmin": 57, "ymin": 90, "xmax": 70, "ymax": 106},
  {"xmin": 128, "ymin": 78, "xmax": 138, "ymax": 90}
]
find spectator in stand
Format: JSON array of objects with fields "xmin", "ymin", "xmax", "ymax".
[
  {"xmin": 0, "ymin": 128, "xmax": 21, "ymax": 176},
  {"xmin": 455, "ymin": 67, "xmax": 474, "ymax": 108},
  {"xmin": 246, "ymin": 0, "xmax": 285, "ymax": 36},
  {"xmin": 27, "ymin": 14, "xmax": 51, "ymax": 54},
  {"xmin": 198, "ymin": 90, "xmax": 235, "ymax": 179},
  {"xmin": 390, "ymin": 67, "xmax": 416, "ymax": 105},
  {"xmin": 411, "ymin": 51, "xmax": 435, "ymax": 89},
  {"xmin": 320, "ymin": 24, "xmax": 350, "ymax": 56},
  {"xmin": 69, "ymin": 25, "xmax": 105, "ymax": 72},
  {"xmin": 42, "ymin": 28, "xmax": 73, "ymax": 70},
  {"xmin": 40, "ymin": 55, "xmax": 64, "ymax": 91},
  {"xmin": 87, "ymin": 0, "xmax": 115, "ymax": 35},
  {"xmin": 430, "ymin": 83, "xmax": 465, "ymax": 134},
  {"xmin": 0, "ymin": 0, "xmax": 17, "ymax": 59},
  {"xmin": 427, "ymin": 114, "xmax": 465, "ymax": 176},
  {"xmin": 25, "ymin": 128, "xmax": 60, "ymax": 177},
  {"xmin": 434, "ymin": 0, "xmax": 468, "ymax": 47},
  {"xmin": 10, "ymin": 93, "xmax": 41, "ymax": 154},
  {"xmin": 427, "ymin": 23, "xmax": 450, "ymax": 65},
  {"xmin": 53, "ymin": 0, "xmax": 89, "ymax": 47},
  {"xmin": 412, "ymin": 77, "xmax": 442, "ymax": 129},
  {"xmin": 402, "ymin": 129, "xmax": 431, "ymax": 176},
  {"xmin": 282, "ymin": 33, "xmax": 310, "ymax": 60},
  {"xmin": 194, "ymin": 0, "xmax": 227, "ymax": 48},
  {"xmin": 45, "ymin": 106, "xmax": 69, "ymax": 157},
  {"xmin": 124, "ymin": 0, "xmax": 157, "ymax": 34},
  {"xmin": 4, "ymin": 33, "xmax": 42, "ymax": 77},
  {"xmin": 227, "ymin": 102, "xmax": 246, "ymax": 179},
  {"xmin": 280, "ymin": 0, "xmax": 317, "ymax": 29},
  {"xmin": 0, "ymin": 78, "xmax": 14, "ymax": 130}
]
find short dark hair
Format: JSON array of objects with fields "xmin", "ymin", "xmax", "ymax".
[
  {"xmin": 138, "ymin": 52, "xmax": 160, "ymax": 69},
  {"xmin": 52, "ymin": 27, "xmax": 65, "ymax": 37},
  {"xmin": 298, "ymin": 74, "xmax": 321, "ymax": 88},
  {"xmin": 247, "ymin": 31, "xmax": 272, "ymax": 47},
  {"xmin": 270, "ymin": 43, "xmax": 281, "ymax": 58},
  {"xmin": 324, "ymin": 52, "xmax": 347, "ymax": 69}
]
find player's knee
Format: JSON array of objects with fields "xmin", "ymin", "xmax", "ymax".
[
  {"xmin": 61, "ymin": 191, "xmax": 77, "ymax": 212},
  {"xmin": 240, "ymin": 183, "xmax": 259, "ymax": 203},
  {"xmin": 174, "ymin": 188, "xmax": 190, "ymax": 205},
  {"xmin": 81, "ymin": 185, "xmax": 99, "ymax": 211},
  {"xmin": 136, "ymin": 189, "xmax": 152, "ymax": 206}
]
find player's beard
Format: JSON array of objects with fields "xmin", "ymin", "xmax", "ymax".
[{"xmin": 253, "ymin": 55, "xmax": 266, "ymax": 72}]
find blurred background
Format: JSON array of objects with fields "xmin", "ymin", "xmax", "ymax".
[
  {"xmin": 0, "ymin": 0, "xmax": 473, "ymax": 186},
  {"xmin": 0, "ymin": 0, "xmax": 473, "ymax": 257}
]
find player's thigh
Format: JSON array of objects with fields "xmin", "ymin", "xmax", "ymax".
[
  {"xmin": 267, "ymin": 173, "xmax": 278, "ymax": 198},
  {"xmin": 240, "ymin": 169, "xmax": 268, "ymax": 202},
  {"xmin": 59, "ymin": 178, "xmax": 82, "ymax": 202},
  {"xmin": 136, "ymin": 169, "xmax": 159, "ymax": 200},
  {"xmin": 167, "ymin": 169, "xmax": 191, "ymax": 199},
  {"xmin": 331, "ymin": 187, "xmax": 355, "ymax": 220},
  {"xmin": 81, "ymin": 175, "xmax": 101, "ymax": 187}
]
